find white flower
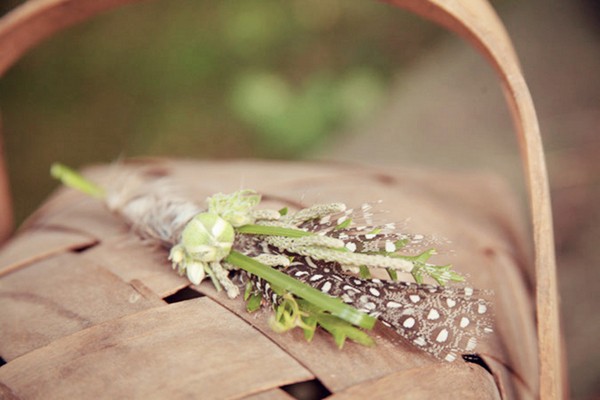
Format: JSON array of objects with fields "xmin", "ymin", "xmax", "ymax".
[
  {"xmin": 186, "ymin": 261, "xmax": 206, "ymax": 285},
  {"xmin": 170, "ymin": 212, "xmax": 236, "ymax": 287}
]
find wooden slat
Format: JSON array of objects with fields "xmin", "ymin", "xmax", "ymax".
[
  {"xmin": 197, "ymin": 281, "xmax": 435, "ymax": 393},
  {"xmin": 484, "ymin": 356, "xmax": 536, "ymax": 400},
  {"xmin": 328, "ymin": 363, "xmax": 501, "ymax": 400},
  {"xmin": 0, "ymin": 382, "xmax": 19, "ymax": 400},
  {"xmin": 242, "ymin": 388, "xmax": 295, "ymax": 400},
  {"xmin": 481, "ymin": 248, "xmax": 538, "ymax": 393},
  {"xmin": 0, "ymin": 252, "xmax": 164, "ymax": 360},
  {"xmin": 83, "ymin": 234, "xmax": 189, "ymax": 298},
  {"xmin": 0, "ymin": 298, "xmax": 314, "ymax": 399},
  {"xmin": 0, "ymin": 227, "xmax": 97, "ymax": 277},
  {"xmin": 23, "ymin": 194, "xmax": 127, "ymax": 240}
]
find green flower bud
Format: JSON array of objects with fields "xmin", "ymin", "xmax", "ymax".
[
  {"xmin": 181, "ymin": 212, "xmax": 235, "ymax": 262},
  {"xmin": 207, "ymin": 190, "xmax": 261, "ymax": 227}
]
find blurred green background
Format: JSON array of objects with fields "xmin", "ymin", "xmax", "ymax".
[{"xmin": 0, "ymin": 0, "xmax": 447, "ymax": 223}]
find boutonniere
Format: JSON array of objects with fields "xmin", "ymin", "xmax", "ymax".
[{"xmin": 52, "ymin": 163, "xmax": 492, "ymax": 362}]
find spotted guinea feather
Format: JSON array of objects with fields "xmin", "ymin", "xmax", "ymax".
[
  {"xmin": 231, "ymin": 199, "xmax": 493, "ymax": 360},
  {"xmin": 297, "ymin": 204, "xmax": 448, "ymax": 256},
  {"xmin": 235, "ymin": 234, "xmax": 493, "ymax": 362},
  {"xmin": 281, "ymin": 259, "xmax": 493, "ymax": 362}
]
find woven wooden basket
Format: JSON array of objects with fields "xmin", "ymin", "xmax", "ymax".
[{"xmin": 0, "ymin": 1, "xmax": 564, "ymax": 399}]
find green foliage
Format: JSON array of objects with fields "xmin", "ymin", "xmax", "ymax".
[
  {"xmin": 229, "ymin": 70, "xmax": 384, "ymax": 156},
  {"xmin": 334, "ymin": 218, "xmax": 352, "ymax": 230},
  {"xmin": 359, "ymin": 265, "xmax": 372, "ymax": 279},
  {"xmin": 207, "ymin": 190, "xmax": 261, "ymax": 227},
  {"xmin": 50, "ymin": 163, "xmax": 105, "ymax": 198},
  {"xmin": 399, "ymin": 249, "xmax": 465, "ymax": 286},
  {"xmin": 246, "ymin": 293, "xmax": 264, "ymax": 313},
  {"xmin": 386, "ymin": 268, "xmax": 398, "ymax": 281},
  {"xmin": 226, "ymin": 251, "xmax": 376, "ymax": 330},
  {"xmin": 297, "ymin": 299, "xmax": 375, "ymax": 348},
  {"xmin": 266, "ymin": 292, "xmax": 375, "ymax": 349},
  {"xmin": 236, "ymin": 224, "xmax": 313, "ymax": 238}
]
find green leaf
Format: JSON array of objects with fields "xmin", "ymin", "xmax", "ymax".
[
  {"xmin": 278, "ymin": 207, "xmax": 289, "ymax": 216},
  {"xmin": 366, "ymin": 228, "xmax": 381, "ymax": 235},
  {"xmin": 246, "ymin": 293, "xmax": 263, "ymax": 312},
  {"xmin": 237, "ymin": 224, "xmax": 313, "ymax": 238},
  {"xmin": 409, "ymin": 262, "xmax": 465, "ymax": 286},
  {"xmin": 428, "ymin": 264, "xmax": 465, "ymax": 286},
  {"xmin": 394, "ymin": 239, "xmax": 409, "ymax": 249},
  {"xmin": 299, "ymin": 300, "xmax": 375, "ymax": 349},
  {"xmin": 319, "ymin": 315, "xmax": 374, "ymax": 348},
  {"xmin": 391, "ymin": 248, "xmax": 465, "ymax": 285},
  {"xmin": 270, "ymin": 293, "xmax": 313, "ymax": 333},
  {"xmin": 386, "ymin": 268, "xmax": 398, "ymax": 281},
  {"xmin": 411, "ymin": 265, "xmax": 424, "ymax": 284},
  {"xmin": 397, "ymin": 248, "xmax": 436, "ymax": 264},
  {"xmin": 359, "ymin": 265, "xmax": 371, "ymax": 279},
  {"xmin": 226, "ymin": 251, "xmax": 376, "ymax": 330},
  {"xmin": 302, "ymin": 315, "xmax": 317, "ymax": 341},
  {"xmin": 244, "ymin": 281, "xmax": 253, "ymax": 301},
  {"xmin": 334, "ymin": 218, "xmax": 352, "ymax": 230},
  {"xmin": 447, "ymin": 270, "xmax": 466, "ymax": 283},
  {"xmin": 50, "ymin": 163, "xmax": 105, "ymax": 198}
]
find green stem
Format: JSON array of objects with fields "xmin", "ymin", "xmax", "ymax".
[
  {"xmin": 50, "ymin": 163, "xmax": 105, "ymax": 198},
  {"xmin": 226, "ymin": 251, "xmax": 376, "ymax": 330},
  {"xmin": 237, "ymin": 224, "xmax": 314, "ymax": 238}
]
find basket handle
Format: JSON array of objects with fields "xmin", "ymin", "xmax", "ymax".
[{"xmin": 0, "ymin": 0, "xmax": 563, "ymax": 397}]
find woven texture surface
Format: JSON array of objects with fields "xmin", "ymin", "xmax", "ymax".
[{"xmin": 0, "ymin": 159, "xmax": 537, "ymax": 399}]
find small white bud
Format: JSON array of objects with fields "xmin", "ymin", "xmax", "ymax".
[
  {"xmin": 186, "ymin": 262, "xmax": 206, "ymax": 285},
  {"xmin": 225, "ymin": 285, "xmax": 240, "ymax": 299},
  {"xmin": 169, "ymin": 245, "xmax": 185, "ymax": 264}
]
